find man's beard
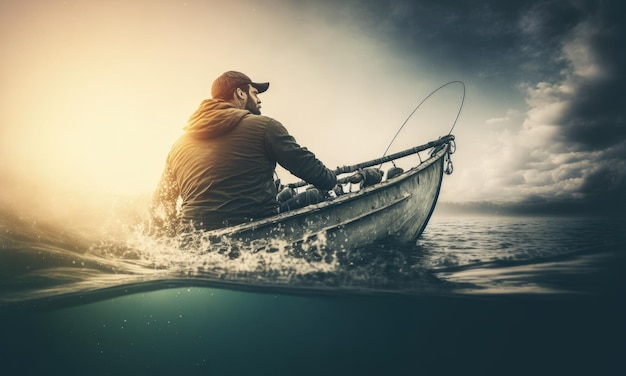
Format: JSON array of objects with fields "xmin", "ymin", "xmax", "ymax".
[{"xmin": 245, "ymin": 97, "xmax": 261, "ymax": 115}]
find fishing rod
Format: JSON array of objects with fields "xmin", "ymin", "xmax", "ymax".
[{"xmin": 288, "ymin": 135, "xmax": 455, "ymax": 189}]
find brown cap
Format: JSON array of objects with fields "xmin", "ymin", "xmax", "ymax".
[{"xmin": 211, "ymin": 71, "xmax": 270, "ymax": 99}]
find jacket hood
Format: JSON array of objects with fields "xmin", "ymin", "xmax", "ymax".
[{"xmin": 184, "ymin": 99, "xmax": 249, "ymax": 138}]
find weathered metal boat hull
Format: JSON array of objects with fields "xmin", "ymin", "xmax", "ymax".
[{"xmin": 207, "ymin": 144, "xmax": 449, "ymax": 252}]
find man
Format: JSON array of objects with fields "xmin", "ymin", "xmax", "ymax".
[{"xmin": 150, "ymin": 71, "xmax": 337, "ymax": 236}]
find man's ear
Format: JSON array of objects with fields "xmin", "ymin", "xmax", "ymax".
[{"xmin": 236, "ymin": 88, "xmax": 246, "ymax": 100}]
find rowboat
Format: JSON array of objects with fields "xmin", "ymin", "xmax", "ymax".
[{"xmin": 190, "ymin": 135, "xmax": 456, "ymax": 255}]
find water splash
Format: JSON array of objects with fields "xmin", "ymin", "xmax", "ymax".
[
  {"xmin": 111, "ymin": 225, "xmax": 340, "ymax": 281},
  {"xmin": 0, "ymin": 204, "xmax": 346, "ymax": 305}
]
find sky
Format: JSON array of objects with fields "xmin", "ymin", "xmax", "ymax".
[{"xmin": 1, "ymin": 0, "xmax": 625, "ymax": 219}]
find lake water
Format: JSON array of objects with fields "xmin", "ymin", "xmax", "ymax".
[{"xmin": 1, "ymin": 211, "xmax": 624, "ymax": 375}]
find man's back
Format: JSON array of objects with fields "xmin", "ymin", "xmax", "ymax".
[{"xmin": 168, "ymin": 100, "xmax": 279, "ymax": 229}]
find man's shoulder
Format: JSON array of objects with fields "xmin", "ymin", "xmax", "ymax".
[
  {"xmin": 241, "ymin": 114, "xmax": 284, "ymax": 129},
  {"xmin": 241, "ymin": 113, "xmax": 274, "ymax": 123}
]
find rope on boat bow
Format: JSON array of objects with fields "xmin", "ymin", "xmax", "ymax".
[{"xmin": 445, "ymin": 139, "xmax": 456, "ymax": 175}]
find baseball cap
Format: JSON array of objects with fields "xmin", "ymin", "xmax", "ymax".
[{"xmin": 211, "ymin": 71, "xmax": 270, "ymax": 99}]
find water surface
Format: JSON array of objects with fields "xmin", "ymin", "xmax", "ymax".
[{"xmin": 1, "ymin": 211, "xmax": 624, "ymax": 375}]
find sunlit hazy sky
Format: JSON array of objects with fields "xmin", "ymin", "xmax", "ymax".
[{"xmin": 1, "ymin": 0, "xmax": 625, "ymax": 215}]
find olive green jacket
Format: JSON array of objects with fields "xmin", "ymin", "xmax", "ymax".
[{"xmin": 151, "ymin": 99, "xmax": 336, "ymax": 233}]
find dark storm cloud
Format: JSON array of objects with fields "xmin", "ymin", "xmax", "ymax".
[
  {"xmin": 556, "ymin": 2, "xmax": 626, "ymax": 150},
  {"xmin": 337, "ymin": 0, "xmax": 625, "ymax": 138},
  {"xmin": 326, "ymin": 0, "xmax": 587, "ymax": 82},
  {"xmin": 521, "ymin": 0, "xmax": 626, "ymax": 214}
]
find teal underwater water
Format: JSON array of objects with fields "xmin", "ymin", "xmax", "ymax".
[{"xmin": 1, "ymin": 212, "xmax": 625, "ymax": 375}]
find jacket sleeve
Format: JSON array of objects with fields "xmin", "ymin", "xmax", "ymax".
[{"xmin": 264, "ymin": 119, "xmax": 337, "ymax": 190}]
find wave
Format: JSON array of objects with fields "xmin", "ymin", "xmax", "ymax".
[{"xmin": 2, "ymin": 202, "xmax": 624, "ymax": 308}]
